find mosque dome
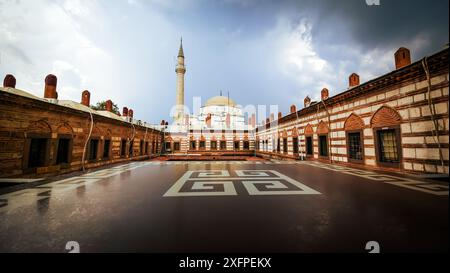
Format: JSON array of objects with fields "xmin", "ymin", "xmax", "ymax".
[{"xmin": 204, "ymin": 96, "xmax": 237, "ymax": 107}]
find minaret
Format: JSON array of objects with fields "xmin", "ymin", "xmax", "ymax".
[{"xmin": 175, "ymin": 38, "xmax": 186, "ymax": 123}]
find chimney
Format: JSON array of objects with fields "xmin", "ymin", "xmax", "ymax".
[
  {"xmin": 3, "ymin": 74, "xmax": 16, "ymax": 88},
  {"xmin": 81, "ymin": 90, "xmax": 90, "ymax": 106},
  {"xmin": 128, "ymin": 109, "xmax": 134, "ymax": 118},
  {"xmin": 349, "ymin": 73, "xmax": 360, "ymax": 87},
  {"xmin": 278, "ymin": 112, "xmax": 282, "ymax": 120},
  {"xmin": 290, "ymin": 104, "xmax": 296, "ymax": 114},
  {"xmin": 44, "ymin": 74, "xmax": 57, "ymax": 99},
  {"xmin": 105, "ymin": 100, "xmax": 113, "ymax": 112},
  {"xmin": 122, "ymin": 107, "xmax": 129, "ymax": 117},
  {"xmin": 395, "ymin": 47, "xmax": 411, "ymax": 69},
  {"xmin": 321, "ymin": 88, "xmax": 329, "ymax": 101},
  {"xmin": 304, "ymin": 96, "xmax": 311, "ymax": 108}
]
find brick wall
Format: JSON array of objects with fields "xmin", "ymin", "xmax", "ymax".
[
  {"xmin": 0, "ymin": 90, "xmax": 162, "ymax": 178},
  {"xmin": 255, "ymin": 48, "xmax": 449, "ymax": 175}
]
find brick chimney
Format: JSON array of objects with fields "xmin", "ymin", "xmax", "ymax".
[
  {"xmin": 349, "ymin": 73, "xmax": 360, "ymax": 87},
  {"xmin": 122, "ymin": 107, "xmax": 129, "ymax": 117},
  {"xmin": 278, "ymin": 112, "xmax": 282, "ymax": 120},
  {"xmin": 3, "ymin": 74, "xmax": 16, "ymax": 88},
  {"xmin": 128, "ymin": 109, "xmax": 134, "ymax": 118},
  {"xmin": 304, "ymin": 96, "xmax": 311, "ymax": 108},
  {"xmin": 44, "ymin": 74, "xmax": 57, "ymax": 99},
  {"xmin": 321, "ymin": 88, "xmax": 329, "ymax": 101},
  {"xmin": 105, "ymin": 100, "xmax": 113, "ymax": 112},
  {"xmin": 81, "ymin": 90, "xmax": 90, "ymax": 106},
  {"xmin": 395, "ymin": 47, "xmax": 411, "ymax": 69},
  {"xmin": 290, "ymin": 104, "xmax": 296, "ymax": 114}
]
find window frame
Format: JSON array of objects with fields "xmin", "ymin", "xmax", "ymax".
[
  {"xmin": 292, "ymin": 137, "xmax": 299, "ymax": 155},
  {"xmin": 346, "ymin": 130, "xmax": 364, "ymax": 163},
  {"xmin": 199, "ymin": 140, "xmax": 206, "ymax": 150},
  {"xmin": 243, "ymin": 141, "xmax": 250, "ymax": 150},
  {"xmin": 174, "ymin": 142, "xmax": 181, "ymax": 151},
  {"xmin": 55, "ymin": 134, "xmax": 73, "ymax": 167},
  {"xmin": 190, "ymin": 140, "xmax": 197, "ymax": 150},
  {"xmin": 120, "ymin": 138, "xmax": 127, "ymax": 158},
  {"xmin": 210, "ymin": 141, "xmax": 217, "ymax": 150},
  {"xmin": 374, "ymin": 126, "xmax": 402, "ymax": 168},
  {"xmin": 87, "ymin": 137, "xmax": 100, "ymax": 162},
  {"xmin": 102, "ymin": 138, "xmax": 112, "ymax": 160},
  {"xmin": 318, "ymin": 134, "xmax": 329, "ymax": 158},
  {"xmin": 283, "ymin": 138, "xmax": 288, "ymax": 154},
  {"xmin": 305, "ymin": 136, "xmax": 313, "ymax": 156},
  {"xmin": 234, "ymin": 140, "xmax": 240, "ymax": 150},
  {"xmin": 23, "ymin": 133, "xmax": 51, "ymax": 172},
  {"xmin": 220, "ymin": 140, "xmax": 227, "ymax": 150}
]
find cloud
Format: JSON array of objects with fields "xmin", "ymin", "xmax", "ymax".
[
  {"xmin": 270, "ymin": 18, "xmax": 334, "ymax": 101},
  {"xmin": 0, "ymin": 0, "xmax": 115, "ymax": 105},
  {"xmin": 0, "ymin": 0, "xmax": 447, "ymax": 123}
]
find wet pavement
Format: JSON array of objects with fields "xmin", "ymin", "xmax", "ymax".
[{"xmin": 0, "ymin": 161, "xmax": 448, "ymax": 253}]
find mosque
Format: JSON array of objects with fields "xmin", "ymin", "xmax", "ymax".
[{"xmin": 162, "ymin": 40, "xmax": 255, "ymax": 158}]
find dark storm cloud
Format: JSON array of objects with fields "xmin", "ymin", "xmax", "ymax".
[
  {"xmin": 286, "ymin": 0, "xmax": 449, "ymax": 57},
  {"xmin": 199, "ymin": 0, "xmax": 448, "ymax": 57}
]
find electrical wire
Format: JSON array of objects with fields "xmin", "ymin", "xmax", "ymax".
[
  {"xmin": 422, "ymin": 57, "xmax": 445, "ymax": 170},
  {"xmin": 81, "ymin": 109, "xmax": 94, "ymax": 172}
]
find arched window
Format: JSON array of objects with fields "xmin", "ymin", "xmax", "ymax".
[
  {"xmin": 371, "ymin": 106, "xmax": 402, "ymax": 167},
  {"xmin": 56, "ymin": 123, "xmax": 74, "ymax": 165},
  {"xmin": 304, "ymin": 124, "xmax": 314, "ymax": 156},
  {"xmin": 344, "ymin": 113, "xmax": 365, "ymax": 163},
  {"xmin": 24, "ymin": 120, "xmax": 52, "ymax": 170},
  {"xmin": 317, "ymin": 121, "xmax": 329, "ymax": 158}
]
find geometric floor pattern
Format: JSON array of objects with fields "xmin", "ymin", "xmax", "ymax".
[{"xmin": 163, "ymin": 170, "xmax": 321, "ymax": 197}]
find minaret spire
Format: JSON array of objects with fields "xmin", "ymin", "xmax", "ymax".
[
  {"xmin": 178, "ymin": 37, "xmax": 184, "ymax": 58},
  {"xmin": 174, "ymin": 37, "xmax": 186, "ymax": 124}
]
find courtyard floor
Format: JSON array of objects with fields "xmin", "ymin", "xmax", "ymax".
[{"xmin": 0, "ymin": 160, "xmax": 448, "ymax": 252}]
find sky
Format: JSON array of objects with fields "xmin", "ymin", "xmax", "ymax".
[{"xmin": 0, "ymin": 0, "xmax": 448, "ymax": 124}]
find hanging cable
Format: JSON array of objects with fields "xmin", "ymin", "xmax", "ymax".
[
  {"xmin": 129, "ymin": 119, "xmax": 136, "ymax": 159},
  {"xmin": 81, "ymin": 109, "xmax": 94, "ymax": 172},
  {"xmin": 295, "ymin": 108, "xmax": 304, "ymax": 160},
  {"xmin": 422, "ymin": 57, "xmax": 445, "ymax": 170},
  {"xmin": 321, "ymin": 100, "xmax": 333, "ymax": 164}
]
